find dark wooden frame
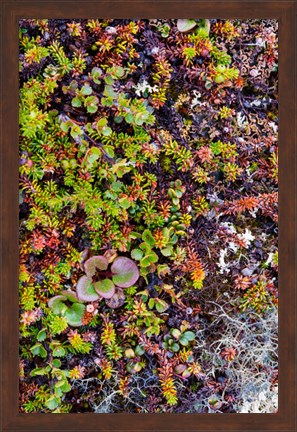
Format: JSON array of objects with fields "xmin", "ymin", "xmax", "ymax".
[{"xmin": 1, "ymin": 1, "xmax": 296, "ymax": 431}]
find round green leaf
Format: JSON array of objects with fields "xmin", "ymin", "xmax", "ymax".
[
  {"xmin": 156, "ymin": 299, "xmax": 169, "ymax": 313},
  {"xmin": 64, "ymin": 303, "xmax": 86, "ymax": 327},
  {"xmin": 71, "ymin": 96, "xmax": 82, "ymax": 108},
  {"xmin": 48, "ymin": 295, "xmax": 67, "ymax": 315},
  {"xmin": 131, "ymin": 249, "xmax": 143, "ymax": 261},
  {"xmin": 142, "ymin": 229, "xmax": 155, "ymax": 247},
  {"xmin": 76, "ymin": 276, "xmax": 99, "ymax": 302},
  {"xmin": 94, "ymin": 279, "xmax": 115, "ymax": 299},
  {"xmin": 179, "ymin": 336, "xmax": 190, "ymax": 346},
  {"xmin": 183, "ymin": 331, "xmax": 196, "ymax": 341},
  {"xmin": 52, "ymin": 346, "xmax": 66, "ymax": 357},
  {"xmin": 30, "ymin": 343, "xmax": 47, "ymax": 358},
  {"xmin": 111, "ymin": 257, "xmax": 140, "ymax": 288},
  {"xmin": 135, "ymin": 344, "xmax": 145, "ymax": 356},
  {"xmin": 171, "ymin": 343, "xmax": 180, "ymax": 352},
  {"xmin": 37, "ymin": 329, "xmax": 47, "ymax": 342},
  {"xmin": 81, "ymin": 84, "xmax": 92, "ymax": 96},
  {"xmin": 45, "ymin": 395, "xmax": 60, "ymax": 410}
]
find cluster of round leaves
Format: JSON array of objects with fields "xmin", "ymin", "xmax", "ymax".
[{"xmin": 48, "ymin": 256, "xmax": 139, "ymax": 326}]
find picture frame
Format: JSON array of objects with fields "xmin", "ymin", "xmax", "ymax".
[{"xmin": 1, "ymin": 0, "xmax": 296, "ymax": 431}]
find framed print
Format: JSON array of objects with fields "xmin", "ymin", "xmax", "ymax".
[{"xmin": 1, "ymin": 0, "xmax": 296, "ymax": 431}]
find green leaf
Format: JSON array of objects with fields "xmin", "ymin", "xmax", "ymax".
[
  {"xmin": 65, "ymin": 303, "xmax": 86, "ymax": 327},
  {"xmin": 148, "ymin": 298, "xmax": 155, "ymax": 309},
  {"xmin": 113, "ymin": 66, "xmax": 125, "ymax": 78},
  {"xmin": 55, "ymin": 379, "xmax": 71, "ymax": 393},
  {"xmin": 142, "ymin": 229, "xmax": 155, "ymax": 247},
  {"xmin": 60, "ymin": 121, "xmax": 70, "ymax": 132},
  {"xmin": 76, "ymin": 276, "xmax": 99, "ymax": 302},
  {"xmin": 135, "ymin": 345, "xmax": 145, "ymax": 356},
  {"xmin": 148, "ymin": 252, "xmax": 159, "ymax": 263},
  {"xmin": 125, "ymin": 113, "xmax": 134, "ymax": 124},
  {"xmin": 61, "ymin": 290, "xmax": 79, "ymax": 303},
  {"xmin": 171, "ymin": 329, "xmax": 181, "ymax": 339},
  {"xmin": 52, "ymin": 359, "xmax": 61, "ymax": 368},
  {"xmin": 70, "ymin": 124, "xmax": 83, "ymax": 139},
  {"xmin": 102, "ymin": 145, "xmax": 114, "ymax": 158},
  {"xmin": 104, "ymin": 75, "xmax": 115, "ymax": 85},
  {"xmin": 45, "ymin": 395, "xmax": 60, "ymax": 410},
  {"xmin": 37, "ymin": 329, "xmax": 47, "ymax": 342},
  {"xmin": 171, "ymin": 343, "xmax": 180, "ymax": 352},
  {"xmin": 139, "ymin": 255, "xmax": 152, "ymax": 267},
  {"xmin": 131, "ymin": 249, "xmax": 143, "ymax": 261},
  {"xmin": 183, "ymin": 331, "xmax": 196, "ymax": 341},
  {"xmin": 119, "ymin": 197, "xmax": 131, "ymax": 209},
  {"xmin": 94, "ymin": 279, "xmax": 115, "ymax": 299},
  {"xmin": 102, "ymin": 126, "xmax": 112, "ymax": 136},
  {"xmin": 52, "ymin": 346, "xmax": 66, "ymax": 357},
  {"xmin": 104, "ymin": 85, "xmax": 117, "ymax": 99},
  {"xmin": 157, "ymin": 264, "xmax": 170, "ymax": 277},
  {"xmin": 156, "ymin": 299, "xmax": 169, "ymax": 313},
  {"xmin": 97, "ymin": 117, "xmax": 108, "ymax": 128},
  {"xmin": 30, "ymin": 343, "xmax": 47, "ymax": 358},
  {"xmin": 111, "ymin": 257, "xmax": 140, "ymax": 288},
  {"xmin": 160, "ymin": 247, "xmax": 172, "ymax": 257},
  {"xmin": 71, "ymin": 96, "xmax": 82, "ymax": 108},
  {"xmin": 30, "ymin": 367, "xmax": 50, "ymax": 377},
  {"xmin": 85, "ymin": 96, "xmax": 98, "ymax": 113},
  {"xmin": 81, "ymin": 84, "xmax": 92, "ymax": 96},
  {"xmin": 179, "ymin": 336, "xmax": 190, "ymax": 346},
  {"xmin": 48, "ymin": 295, "xmax": 67, "ymax": 315}
]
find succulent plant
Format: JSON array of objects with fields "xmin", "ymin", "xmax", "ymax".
[
  {"xmin": 163, "ymin": 328, "xmax": 196, "ymax": 353},
  {"xmin": 76, "ymin": 255, "xmax": 139, "ymax": 307}
]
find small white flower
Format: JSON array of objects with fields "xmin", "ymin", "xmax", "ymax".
[{"xmin": 86, "ymin": 304, "xmax": 95, "ymax": 313}]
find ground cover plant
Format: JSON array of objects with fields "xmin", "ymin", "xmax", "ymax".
[{"xmin": 19, "ymin": 18, "xmax": 278, "ymax": 413}]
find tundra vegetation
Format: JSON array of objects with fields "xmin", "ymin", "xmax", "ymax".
[{"xmin": 19, "ymin": 18, "xmax": 278, "ymax": 413}]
